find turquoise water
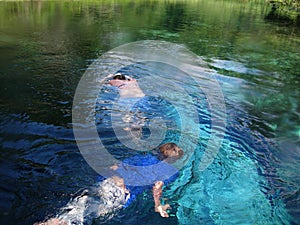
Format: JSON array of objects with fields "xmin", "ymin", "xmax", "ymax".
[{"xmin": 0, "ymin": 1, "xmax": 299, "ymax": 224}]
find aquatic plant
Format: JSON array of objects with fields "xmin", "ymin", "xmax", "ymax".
[{"xmin": 267, "ymin": 0, "xmax": 300, "ymax": 25}]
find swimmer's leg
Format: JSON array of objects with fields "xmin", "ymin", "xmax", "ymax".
[{"xmin": 57, "ymin": 190, "xmax": 89, "ymax": 224}]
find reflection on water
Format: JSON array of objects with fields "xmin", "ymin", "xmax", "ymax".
[{"xmin": 0, "ymin": 0, "xmax": 299, "ymax": 224}]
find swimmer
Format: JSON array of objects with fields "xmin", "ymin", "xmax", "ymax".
[
  {"xmin": 34, "ymin": 143, "xmax": 183, "ymax": 224},
  {"xmin": 108, "ymin": 73, "xmax": 145, "ymax": 98},
  {"xmin": 112, "ymin": 142, "xmax": 184, "ymax": 218},
  {"xmin": 107, "ymin": 73, "xmax": 147, "ymax": 132}
]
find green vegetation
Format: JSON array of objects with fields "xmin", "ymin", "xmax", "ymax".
[{"xmin": 267, "ymin": 0, "xmax": 300, "ymax": 25}]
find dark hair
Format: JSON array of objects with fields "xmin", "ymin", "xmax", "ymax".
[{"xmin": 113, "ymin": 74, "xmax": 126, "ymax": 80}]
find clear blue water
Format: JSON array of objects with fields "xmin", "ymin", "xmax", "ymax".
[{"xmin": 0, "ymin": 1, "xmax": 299, "ymax": 225}]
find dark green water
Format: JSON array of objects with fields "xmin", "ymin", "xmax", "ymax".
[{"xmin": 0, "ymin": 1, "xmax": 299, "ymax": 224}]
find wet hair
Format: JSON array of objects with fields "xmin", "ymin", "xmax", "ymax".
[
  {"xmin": 159, "ymin": 142, "xmax": 184, "ymax": 161},
  {"xmin": 113, "ymin": 74, "xmax": 126, "ymax": 80},
  {"xmin": 113, "ymin": 74, "xmax": 130, "ymax": 81}
]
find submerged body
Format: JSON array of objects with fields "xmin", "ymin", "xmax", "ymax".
[{"xmin": 35, "ymin": 143, "xmax": 183, "ymax": 225}]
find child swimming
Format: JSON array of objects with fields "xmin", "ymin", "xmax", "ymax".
[{"xmin": 34, "ymin": 143, "xmax": 184, "ymax": 225}]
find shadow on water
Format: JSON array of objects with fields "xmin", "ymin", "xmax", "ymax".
[{"xmin": 0, "ymin": 113, "xmax": 99, "ymax": 225}]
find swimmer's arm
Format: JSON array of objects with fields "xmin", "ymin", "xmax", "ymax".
[{"xmin": 152, "ymin": 181, "xmax": 171, "ymax": 218}]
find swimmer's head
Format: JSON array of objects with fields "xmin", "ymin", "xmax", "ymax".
[
  {"xmin": 159, "ymin": 142, "xmax": 183, "ymax": 162},
  {"xmin": 113, "ymin": 73, "xmax": 131, "ymax": 81}
]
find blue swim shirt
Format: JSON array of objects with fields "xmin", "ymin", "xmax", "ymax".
[{"xmin": 116, "ymin": 153, "xmax": 179, "ymax": 207}]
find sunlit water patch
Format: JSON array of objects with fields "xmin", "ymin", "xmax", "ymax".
[{"xmin": 91, "ymin": 57, "xmax": 292, "ymax": 224}]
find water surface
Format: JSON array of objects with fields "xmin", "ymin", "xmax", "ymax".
[{"xmin": 0, "ymin": 0, "xmax": 299, "ymax": 224}]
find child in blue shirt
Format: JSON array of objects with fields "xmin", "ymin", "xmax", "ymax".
[
  {"xmin": 111, "ymin": 142, "xmax": 183, "ymax": 217},
  {"xmin": 35, "ymin": 143, "xmax": 184, "ymax": 225}
]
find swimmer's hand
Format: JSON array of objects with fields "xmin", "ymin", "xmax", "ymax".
[
  {"xmin": 110, "ymin": 163, "xmax": 118, "ymax": 170},
  {"xmin": 155, "ymin": 204, "xmax": 171, "ymax": 218}
]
